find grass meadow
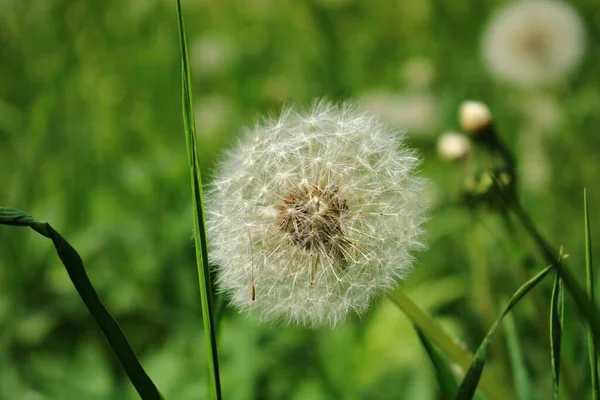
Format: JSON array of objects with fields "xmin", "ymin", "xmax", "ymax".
[{"xmin": 1, "ymin": 0, "xmax": 600, "ymax": 399}]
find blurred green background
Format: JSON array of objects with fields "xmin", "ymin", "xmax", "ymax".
[{"xmin": 1, "ymin": 0, "xmax": 600, "ymax": 399}]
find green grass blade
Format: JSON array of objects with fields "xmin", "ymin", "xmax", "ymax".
[
  {"xmin": 390, "ymin": 290, "xmax": 512, "ymax": 400},
  {"xmin": 550, "ymin": 271, "xmax": 564, "ymax": 400},
  {"xmin": 175, "ymin": 1, "xmax": 221, "ymax": 399},
  {"xmin": 503, "ymin": 308, "xmax": 532, "ymax": 400},
  {"xmin": 585, "ymin": 188, "xmax": 599, "ymax": 400},
  {"xmin": 0, "ymin": 207, "xmax": 162, "ymax": 400},
  {"xmin": 454, "ymin": 265, "xmax": 553, "ymax": 400},
  {"xmin": 509, "ymin": 197, "xmax": 600, "ymax": 348},
  {"xmin": 415, "ymin": 327, "xmax": 458, "ymax": 398}
]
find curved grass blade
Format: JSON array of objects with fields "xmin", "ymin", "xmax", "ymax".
[
  {"xmin": 500, "ymin": 187, "xmax": 600, "ymax": 344},
  {"xmin": 415, "ymin": 327, "xmax": 458, "ymax": 397},
  {"xmin": 550, "ymin": 271, "xmax": 564, "ymax": 400},
  {"xmin": 585, "ymin": 188, "xmax": 599, "ymax": 400},
  {"xmin": 390, "ymin": 290, "xmax": 512, "ymax": 400},
  {"xmin": 454, "ymin": 265, "xmax": 553, "ymax": 400},
  {"xmin": 0, "ymin": 207, "xmax": 162, "ymax": 400},
  {"xmin": 503, "ymin": 308, "xmax": 532, "ymax": 400},
  {"xmin": 175, "ymin": 0, "xmax": 221, "ymax": 399}
]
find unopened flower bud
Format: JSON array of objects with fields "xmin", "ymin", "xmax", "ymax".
[
  {"xmin": 459, "ymin": 101, "xmax": 492, "ymax": 134},
  {"xmin": 437, "ymin": 132, "xmax": 471, "ymax": 162}
]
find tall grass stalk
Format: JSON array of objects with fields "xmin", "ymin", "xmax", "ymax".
[
  {"xmin": 175, "ymin": 0, "xmax": 221, "ymax": 398},
  {"xmin": 550, "ymin": 271, "xmax": 564, "ymax": 400},
  {"xmin": 585, "ymin": 188, "xmax": 599, "ymax": 399},
  {"xmin": 503, "ymin": 311, "xmax": 533, "ymax": 400}
]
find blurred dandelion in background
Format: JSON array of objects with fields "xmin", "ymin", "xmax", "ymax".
[
  {"xmin": 359, "ymin": 91, "xmax": 440, "ymax": 136},
  {"xmin": 205, "ymin": 100, "xmax": 427, "ymax": 327},
  {"xmin": 482, "ymin": 0, "xmax": 585, "ymax": 87},
  {"xmin": 190, "ymin": 33, "xmax": 237, "ymax": 77}
]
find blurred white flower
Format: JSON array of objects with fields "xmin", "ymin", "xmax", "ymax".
[
  {"xmin": 190, "ymin": 34, "xmax": 237, "ymax": 76},
  {"xmin": 437, "ymin": 132, "xmax": 471, "ymax": 162},
  {"xmin": 459, "ymin": 100, "xmax": 492, "ymax": 134},
  {"xmin": 194, "ymin": 95, "xmax": 235, "ymax": 137},
  {"xmin": 206, "ymin": 100, "xmax": 427, "ymax": 327},
  {"xmin": 482, "ymin": 0, "xmax": 585, "ymax": 87},
  {"xmin": 360, "ymin": 91, "xmax": 439, "ymax": 135}
]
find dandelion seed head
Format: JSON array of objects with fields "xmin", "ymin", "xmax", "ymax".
[
  {"xmin": 206, "ymin": 100, "xmax": 427, "ymax": 327},
  {"xmin": 482, "ymin": 0, "xmax": 585, "ymax": 87}
]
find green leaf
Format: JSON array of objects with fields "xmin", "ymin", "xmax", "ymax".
[
  {"xmin": 175, "ymin": 1, "xmax": 222, "ymax": 399},
  {"xmin": 390, "ymin": 290, "xmax": 512, "ymax": 400},
  {"xmin": 415, "ymin": 327, "xmax": 458, "ymax": 398},
  {"xmin": 0, "ymin": 207, "xmax": 162, "ymax": 400},
  {"xmin": 550, "ymin": 271, "xmax": 564, "ymax": 400},
  {"xmin": 503, "ymin": 311, "xmax": 532, "ymax": 400},
  {"xmin": 585, "ymin": 188, "xmax": 599, "ymax": 400},
  {"xmin": 454, "ymin": 265, "xmax": 553, "ymax": 400}
]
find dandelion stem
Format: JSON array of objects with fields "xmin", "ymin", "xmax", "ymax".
[{"xmin": 390, "ymin": 289, "xmax": 512, "ymax": 400}]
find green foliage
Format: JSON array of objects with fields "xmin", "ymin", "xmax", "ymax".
[
  {"xmin": 454, "ymin": 265, "xmax": 552, "ymax": 400},
  {"xmin": 415, "ymin": 327, "xmax": 458, "ymax": 398},
  {"xmin": 1, "ymin": 0, "xmax": 600, "ymax": 398},
  {"xmin": 0, "ymin": 208, "xmax": 161, "ymax": 399}
]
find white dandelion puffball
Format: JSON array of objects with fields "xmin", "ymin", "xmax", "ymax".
[
  {"xmin": 482, "ymin": 0, "xmax": 585, "ymax": 87},
  {"xmin": 206, "ymin": 101, "xmax": 427, "ymax": 327}
]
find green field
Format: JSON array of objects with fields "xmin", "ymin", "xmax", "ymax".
[{"xmin": 1, "ymin": 0, "xmax": 600, "ymax": 399}]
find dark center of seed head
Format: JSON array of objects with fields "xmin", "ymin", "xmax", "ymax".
[{"xmin": 276, "ymin": 182, "xmax": 350, "ymax": 257}]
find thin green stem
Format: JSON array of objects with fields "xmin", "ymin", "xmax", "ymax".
[
  {"xmin": 390, "ymin": 289, "xmax": 512, "ymax": 400},
  {"xmin": 585, "ymin": 188, "xmax": 599, "ymax": 400},
  {"xmin": 550, "ymin": 272, "xmax": 564, "ymax": 400},
  {"xmin": 176, "ymin": 1, "xmax": 221, "ymax": 398}
]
